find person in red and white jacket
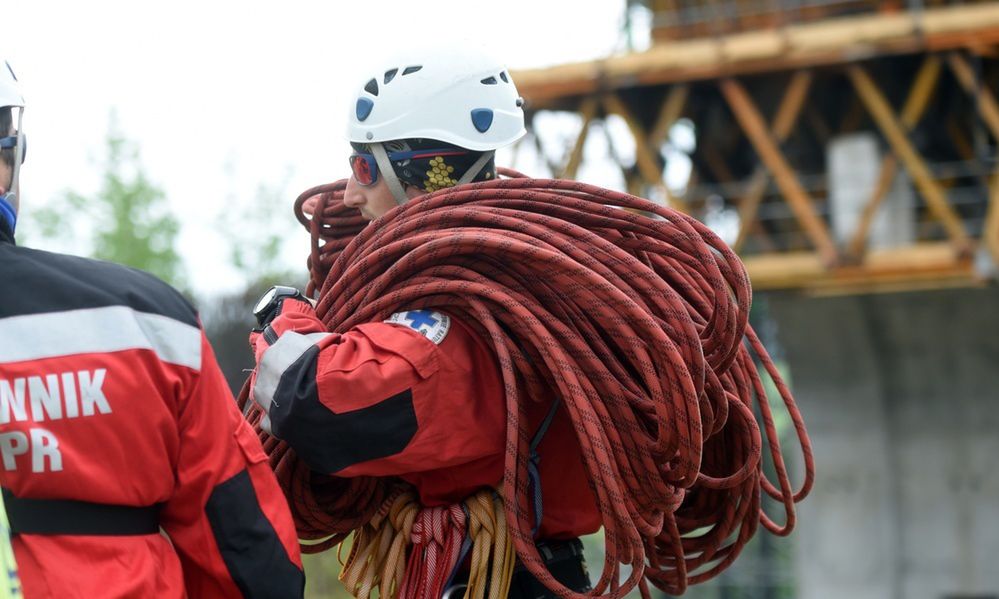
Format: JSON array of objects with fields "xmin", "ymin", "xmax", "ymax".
[
  {"xmin": 251, "ymin": 292, "xmax": 602, "ymax": 538},
  {"xmin": 0, "ymin": 59, "xmax": 304, "ymax": 599},
  {"xmin": 249, "ymin": 46, "xmax": 599, "ymax": 598}
]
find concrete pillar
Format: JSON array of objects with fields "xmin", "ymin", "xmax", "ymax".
[
  {"xmin": 766, "ymin": 287, "xmax": 999, "ymax": 599},
  {"xmin": 827, "ymin": 133, "xmax": 916, "ymax": 250}
]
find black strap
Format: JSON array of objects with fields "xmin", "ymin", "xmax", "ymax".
[
  {"xmin": 527, "ymin": 397, "xmax": 562, "ymax": 537},
  {"xmin": 514, "ymin": 538, "xmax": 585, "ymax": 573},
  {"xmin": 2, "ymin": 488, "xmax": 162, "ymax": 536},
  {"xmin": 510, "ymin": 539, "xmax": 592, "ymax": 597},
  {"xmin": 445, "ymin": 538, "xmax": 591, "ymax": 599}
]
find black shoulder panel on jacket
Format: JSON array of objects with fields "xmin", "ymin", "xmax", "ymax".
[
  {"xmin": 269, "ymin": 346, "xmax": 419, "ymax": 474},
  {"xmin": 0, "ymin": 244, "xmax": 198, "ymax": 326}
]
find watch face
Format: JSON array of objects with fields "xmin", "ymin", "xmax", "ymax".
[{"xmin": 254, "ymin": 287, "xmax": 278, "ymax": 316}]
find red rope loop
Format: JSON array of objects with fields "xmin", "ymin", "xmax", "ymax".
[
  {"xmin": 401, "ymin": 505, "xmax": 467, "ymax": 599},
  {"xmin": 241, "ymin": 173, "xmax": 814, "ymax": 597}
]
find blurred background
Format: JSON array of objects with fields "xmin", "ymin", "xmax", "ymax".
[{"xmin": 6, "ymin": 1, "xmax": 999, "ymax": 597}]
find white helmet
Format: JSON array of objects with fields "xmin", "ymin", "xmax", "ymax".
[
  {"xmin": 347, "ymin": 45, "xmax": 526, "ymax": 152},
  {"xmin": 0, "ymin": 60, "xmax": 24, "ymax": 110}
]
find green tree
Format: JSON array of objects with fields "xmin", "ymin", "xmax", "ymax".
[
  {"xmin": 200, "ymin": 163, "xmax": 307, "ymax": 393},
  {"xmin": 215, "ymin": 160, "xmax": 301, "ymax": 284},
  {"xmin": 31, "ymin": 112, "xmax": 185, "ymax": 288}
]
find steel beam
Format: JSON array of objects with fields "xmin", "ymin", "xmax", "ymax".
[
  {"xmin": 720, "ymin": 77, "xmax": 839, "ymax": 266},
  {"xmin": 947, "ymin": 52, "xmax": 999, "ymax": 141},
  {"xmin": 602, "ymin": 93, "xmax": 674, "ymax": 206},
  {"xmin": 560, "ymin": 97, "xmax": 598, "ymax": 180},
  {"xmin": 848, "ymin": 56, "xmax": 942, "ymax": 259},
  {"xmin": 649, "ymin": 85, "xmax": 690, "ymax": 148},
  {"xmin": 735, "ymin": 70, "xmax": 813, "ymax": 252},
  {"xmin": 848, "ymin": 65, "xmax": 973, "ymax": 256}
]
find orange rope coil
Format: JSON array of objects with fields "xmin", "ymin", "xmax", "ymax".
[{"xmin": 241, "ymin": 171, "xmax": 814, "ymax": 597}]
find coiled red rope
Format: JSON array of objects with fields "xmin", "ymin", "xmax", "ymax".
[{"xmin": 240, "ymin": 170, "xmax": 814, "ymax": 597}]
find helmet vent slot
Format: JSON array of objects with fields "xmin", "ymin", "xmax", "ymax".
[
  {"xmin": 364, "ymin": 79, "xmax": 379, "ymax": 96},
  {"xmin": 499, "ymin": 71, "xmax": 509, "ymax": 83},
  {"xmin": 480, "ymin": 76, "xmax": 498, "ymax": 85},
  {"xmin": 384, "ymin": 68, "xmax": 398, "ymax": 84},
  {"xmin": 402, "ymin": 65, "xmax": 423, "ymax": 76}
]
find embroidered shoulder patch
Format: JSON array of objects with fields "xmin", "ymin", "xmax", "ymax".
[{"xmin": 385, "ymin": 310, "xmax": 451, "ymax": 345}]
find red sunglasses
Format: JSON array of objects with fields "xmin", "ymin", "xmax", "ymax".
[{"xmin": 348, "ymin": 148, "xmax": 468, "ymax": 187}]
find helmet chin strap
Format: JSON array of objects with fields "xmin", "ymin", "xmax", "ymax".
[
  {"xmin": 369, "ymin": 142, "xmax": 410, "ymax": 206},
  {"xmin": 456, "ymin": 151, "xmax": 494, "ymax": 186}
]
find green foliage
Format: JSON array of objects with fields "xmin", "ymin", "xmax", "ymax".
[
  {"xmin": 303, "ymin": 549, "xmax": 353, "ymax": 599},
  {"xmin": 199, "ymin": 166, "xmax": 306, "ymax": 395},
  {"xmin": 216, "ymin": 161, "xmax": 300, "ymax": 285},
  {"xmin": 30, "ymin": 112, "xmax": 185, "ymax": 288}
]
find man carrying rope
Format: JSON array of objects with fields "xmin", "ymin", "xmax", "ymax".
[
  {"xmin": 248, "ymin": 46, "xmax": 598, "ymax": 598},
  {"xmin": 247, "ymin": 43, "xmax": 813, "ymax": 599}
]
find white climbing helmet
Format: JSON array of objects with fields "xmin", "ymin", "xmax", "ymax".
[
  {"xmin": 0, "ymin": 60, "xmax": 23, "ymax": 110},
  {"xmin": 347, "ymin": 44, "xmax": 526, "ymax": 151}
]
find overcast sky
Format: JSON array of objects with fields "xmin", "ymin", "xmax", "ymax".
[{"xmin": 6, "ymin": 1, "xmax": 642, "ymax": 294}]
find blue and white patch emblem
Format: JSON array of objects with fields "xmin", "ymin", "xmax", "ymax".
[{"xmin": 385, "ymin": 310, "xmax": 451, "ymax": 345}]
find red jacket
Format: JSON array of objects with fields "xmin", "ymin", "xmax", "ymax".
[
  {"xmin": 0, "ymin": 222, "xmax": 304, "ymax": 599},
  {"xmin": 251, "ymin": 299, "xmax": 600, "ymax": 539}
]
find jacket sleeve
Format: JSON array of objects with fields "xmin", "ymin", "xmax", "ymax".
[
  {"xmin": 251, "ymin": 304, "xmax": 505, "ymax": 478},
  {"xmin": 161, "ymin": 330, "xmax": 305, "ymax": 599}
]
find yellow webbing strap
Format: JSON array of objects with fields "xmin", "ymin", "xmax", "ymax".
[{"xmin": 340, "ymin": 488, "xmax": 515, "ymax": 599}]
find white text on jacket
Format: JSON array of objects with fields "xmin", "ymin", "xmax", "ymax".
[{"xmin": 0, "ymin": 369, "xmax": 113, "ymax": 472}]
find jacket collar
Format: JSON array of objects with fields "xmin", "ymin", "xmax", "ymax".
[{"xmin": 0, "ymin": 216, "xmax": 14, "ymax": 244}]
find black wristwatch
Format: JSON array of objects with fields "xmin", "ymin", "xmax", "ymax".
[{"xmin": 253, "ymin": 285, "xmax": 304, "ymax": 327}]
